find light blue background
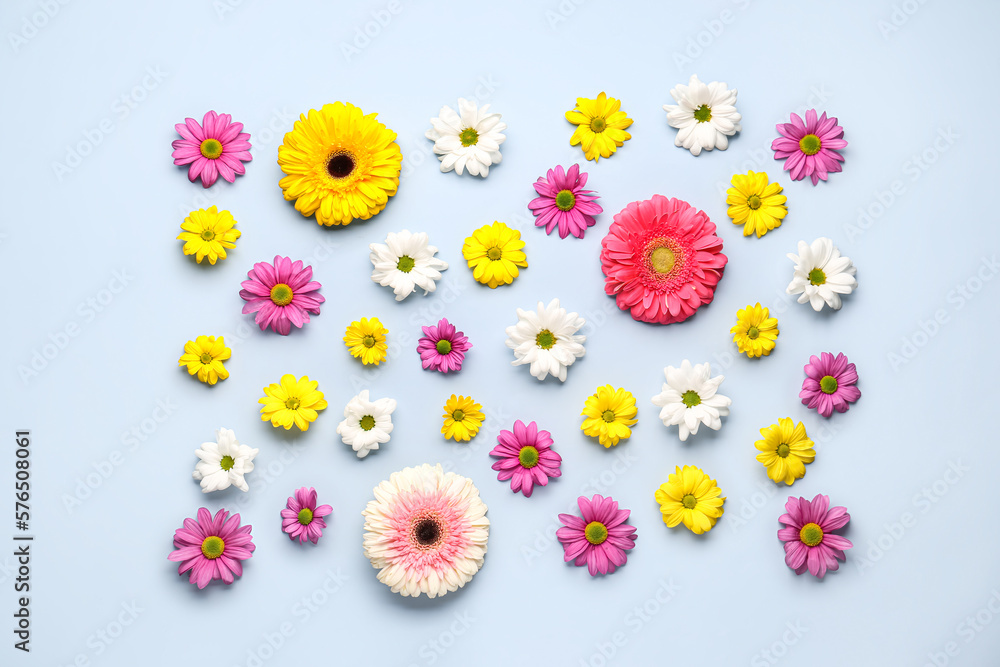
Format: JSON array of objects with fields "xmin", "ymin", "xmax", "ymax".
[{"xmin": 2, "ymin": 0, "xmax": 999, "ymax": 664}]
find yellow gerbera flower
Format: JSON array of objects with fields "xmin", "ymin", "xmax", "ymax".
[
  {"xmin": 178, "ymin": 335, "xmax": 231, "ymax": 385},
  {"xmin": 755, "ymin": 418, "xmax": 815, "ymax": 485},
  {"xmin": 580, "ymin": 385, "xmax": 638, "ymax": 447},
  {"xmin": 177, "ymin": 206, "xmax": 241, "ymax": 264},
  {"xmin": 565, "ymin": 92, "xmax": 633, "ymax": 162},
  {"xmin": 731, "ymin": 303, "xmax": 779, "ymax": 358},
  {"xmin": 441, "ymin": 395, "xmax": 485, "ymax": 442},
  {"xmin": 344, "ymin": 317, "xmax": 389, "ymax": 365},
  {"xmin": 278, "ymin": 102, "xmax": 402, "ymax": 227},
  {"xmin": 259, "ymin": 374, "xmax": 327, "ymax": 431},
  {"xmin": 462, "ymin": 221, "xmax": 527, "ymax": 288},
  {"xmin": 726, "ymin": 171, "xmax": 787, "ymax": 238},
  {"xmin": 654, "ymin": 465, "xmax": 726, "ymax": 535}
]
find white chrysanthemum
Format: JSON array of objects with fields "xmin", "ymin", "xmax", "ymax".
[
  {"xmin": 192, "ymin": 428, "xmax": 259, "ymax": 493},
  {"xmin": 505, "ymin": 298, "xmax": 586, "ymax": 382},
  {"xmin": 786, "ymin": 237, "xmax": 858, "ymax": 311},
  {"xmin": 663, "ymin": 75, "xmax": 741, "ymax": 156},
  {"xmin": 363, "ymin": 463, "xmax": 489, "ymax": 598},
  {"xmin": 425, "ymin": 98, "xmax": 506, "ymax": 177},
  {"xmin": 336, "ymin": 390, "xmax": 397, "ymax": 458},
  {"xmin": 651, "ymin": 361, "xmax": 732, "ymax": 441},
  {"xmin": 369, "ymin": 230, "xmax": 448, "ymax": 301}
]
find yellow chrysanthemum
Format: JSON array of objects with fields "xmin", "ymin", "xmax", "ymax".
[
  {"xmin": 731, "ymin": 302, "xmax": 779, "ymax": 358},
  {"xmin": 178, "ymin": 335, "xmax": 231, "ymax": 385},
  {"xmin": 441, "ymin": 395, "xmax": 485, "ymax": 442},
  {"xmin": 654, "ymin": 465, "xmax": 726, "ymax": 535},
  {"xmin": 177, "ymin": 206, "xmax": 241, "ymax": 264},
  {"xmin": 344, "ymin": 317, "xmax": 389, "ymax": 365},
  {"xmin": 755, "ymin": 418, "xmax": 815, "ymax": 486},
  {"xmin": 726, "ymin": 171, "xmax": 787, "ymax": 238},
  {"xmin": 258, "ymin": 374, "xmax": 327, "ymax": 431},
  {"xmin": 580, "ymin": 385, "xmax": 638, "ymax": 447},
  {"xmin": 565, "ymin": 92, "xmax": 633, "ymax": 162},
  {"xmin": 462, "ymin": 222, "xmax": 527, "ymax": 288},
  {"xmin": 278, "ymin": 102, "xmax": 402, "ymax": 227}
]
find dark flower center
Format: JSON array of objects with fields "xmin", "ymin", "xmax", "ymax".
[
  {"xmin": 414, "ymin": 518, "xmax": 441, "ymax": 546},
  {"xmin": 327, "ymin": 152, "xmax": 355, "ymax": 179}
]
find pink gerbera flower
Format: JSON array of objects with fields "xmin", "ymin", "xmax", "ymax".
[
  {"xmin": 416, "ymin": 318, "xmax": 471, "ymax": 373},
  {"xmin": 528, "ymin": 164, "xmax": 603, "ymax": 239},
  {"xmin": 281, "ymin": 487, "xmax": 333, "ymax": 545},
  {"xmin": 167, "ymin": 507, "xmax": 255, "ymax": 588},
  {"xmin": 771, "ymin": 110, "xmax": 847, "ymax": 185},
  {"xmin": 600, "ymin": 195, "xmax": 727, "ymax": 325},
  {"xmin": 557, "ymin": 494, "xmax": 637, "ymax": 576},
  {"xmin": 489, "ymin": 420, "xmax": 562, "ymax": 497},
  {"xmin": 239, "ymin": 256, "xmax": 324, "ymax": 335},
  {"xmin": 778, "ymin": 494, "xmax": 852, "ymax": 578},
  {"xmin": 799, "ymin": 352, "xmax": 861, "ymax": 418},
  {"xmin": 171, "ymin": 111, "xmax": 252, "ymax": 188}
]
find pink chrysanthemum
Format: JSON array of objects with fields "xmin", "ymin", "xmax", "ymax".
[
  {"xmin": 239, "ymin": 256, "xmax": 324, "ymax": 335},
  {"xmin": 557, "ymin": 494, "xmax": 637, "ymax": 576},
  {"xmin": 489, "ymin": 420, "xmax": 562, "ymax": 497},
  {"xmin": 771, "ymin": 110, "xmax": 847, "ymax": 185},
  {"xmin": 528, "ymin": 164, "xmax": 603, "ymax": 239},
  {"xmin": 416, "ymin": 318, "xmax": 471, "ymax": 373},
  {"xmin": 600, "ymin": 195, "xmax": 727, "ymax": 325},
  {"xmin": 171, "ymin": 111, "xmax": 252, "ymax": 188},
  {"xmin": 281, "ymin": 487, "xmax": 333, "ymax": 545},
  {"xmin": 167, "ymin": 507, "xmax": 255, "ymax": 588},
  {"xmin": 799, "ymin": 352, "xmax": 861, "ymax": 418},
  {"xmin": 778, "ymin": 494, "xmax": 852, "ymax": 578}
]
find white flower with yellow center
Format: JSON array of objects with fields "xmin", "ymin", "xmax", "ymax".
[
  {"xmin": 786, "ymin": 237, "xmax": 857, "ymax": 311},
  {"xmin": 425, "ymin": 98, "xmax": 506, "ymax": 177},
  {"xmin": 192, "ymin": 428, "xmax": 259, "ymax": 493},
  {"xmin": 651, "ymin": 361, "xmax": 731, "ymax": 441},
  {"xmin": 663, "ymin": 75, "xmax": 741, "ymax": 156},
  {"xmin": 336, "ymin": 390, "xmax": 397, "ymax": 458},
  {"xmin": 369, "ymin": 230, "xmax": 448, "ymax": 301},
  {"xmin": 505, "ymin": 299, "xmax": 586, "ymax": 382}
]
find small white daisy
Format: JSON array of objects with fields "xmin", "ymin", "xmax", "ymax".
[
  {"xmin": 192, "ymin": 428, "xmax": 259, "ymax": 493},
  {"xmin": 786, "ymin": 237, "xmax": 858, "ymax": 311},
  {"xmin": 336, "ymin": 390, "xmax": 397, "ymax": 458},
  {"xmin": 425, "ymin": 98, "xmax": 506, "ymax": 177},
  {"xmin": 651, "ymin": 361, "xmax": 731, "ymax": 442},
  {"xmin": 663, "ymin": 75, "xmax": 741, "ymax": 156},
  {"xmin": 369, "ymin": 230, "xmax": 448, "ymax": 301},
  {"xmin": 504, "ymin": 298, "xmax": 586, "ymax": 382}
]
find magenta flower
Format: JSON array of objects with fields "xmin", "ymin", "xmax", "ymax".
[
  {"xmin": 489, "ymin": 420, "xmax": 561, "ymax": 497},
  {"xmin": 168, "ymin": 507, "xmax": 255, "ymax": 588},
  {"xmin": 239, "ymin": 256, "xmax": 324, "ymax": 335},
  {"xmin": 281, "ymin": 487, "xmax": 333, "ymax": 545},
  {"xmin": 557, "ymin": 495, "xmax": 637, "ymax": 576},
  {"xmin": 778, "ymin": 494, "xmax": 852, "ymax": 578},
  {"xmin": 416, "ymin": 318, "xmax": 471, "ymax": 373},
  {"xmin": 172, "ymin": 111, "xmax": 252, "ymax": 188},
  {"xmin": 528, "ymin": 164, "xmax": 603, "ymax": 239},
  {"xmin": 771, "ymin": 110, "xmax": 846, "ymax": 185},
  {"xmin": 800, "ymin": 352, "xmax": 861, "ymax": 417}
]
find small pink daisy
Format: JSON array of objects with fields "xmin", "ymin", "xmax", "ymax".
[
  {"xmin": 557, "ymin": 494, "xmax": 637, "ymax": 576},
  {"xmin": 489, "ymin": 420, "xmax": 561, "ymax": 498},
  {"xmin": 778, "ymin": 494, "xmax": 852, "ymax": 578},
  {"xmin": 239, "ymin": 256, "xmax": 324, "ymax": 335},
  {"xmin": 528, "ymin": 164, "xmax": 603, "ymax": 239},
  {"xmin": 167, "ymin": 507, "xmax": 255, "ymax": 588},
  {"xmin": 771, "ymin": 110, "xmax": 846, "ymax": 185},
  {"xmin": 799, "ymin": 352, "xmax": 861, "ymax": 418},
  {"xmin": 172, "ymin": 111, "xmax": 252, "ymax": 188},
  {"xmin": 416, "ymin": 318, "xmax": 471, "ymax": 373},
  {"xmin": 281, "ymin": 487, "xmax": 333, "ymax": 545}
]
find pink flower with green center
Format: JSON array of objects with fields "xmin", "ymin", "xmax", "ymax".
[
  {"xmin": 172, "ymin": 111, "xmax": 252, "ymax": 188},
  {"xmin": 167, "ymin": 507, "xmax": 255, "ymax": 588},
  {"xmin": 528, "ymin": 164, "xmax": 603, "ymax": 239},
  {"xmin": 771, "ymin": 109, "xmax": 846, "ymax": 185},
  {"xmin": 239, "ymin": 256, "xmax": 324, "ymax": 335},
  {"xmin": 799, "ymin": 352, "xmax": 860, "ymax": 417},
  {"xmin": 416, "ymin": 318, "xmax": 471, "ymax": 373},
  {"xmin": 557, "ymin": 494, "xmax": 637, "ymax": 576},
  {"xmin": 281, "ymin": 487, "xmax": 333, "ymax": 544},
  {"xmin": 489, "ymin": 420, "xmax": 561, "ymax": 497},
  {"xmin": 778, "ymin": 494, "xmax": 852, "ymax": 578}
]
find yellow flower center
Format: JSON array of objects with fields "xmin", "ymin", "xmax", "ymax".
[
  {"xmin": 452, "ymin": 409, "xmax": 465, "ymax": 422},
  {"xmin": 747, "ymin": 194, "xmax": 762, "ymax": 210},
  {"xmin": 584, "ymin": 521, "xmax": 608, "ymax": 545},
  {"xmin": 396, "ymin": 255, "xmax": 415, "ymax": 273},
  {"xmin": 799, "ymin": 134, "xmax": 822, "ymax": 156},
  {"xmin": 327, "ymin": 152, "xmax": 355, "ymax": 179},
  {"xmin": 436, "ymin": 339, "xmax": 452, "ymax": 355},
  {"xmin": 589, "ymin": 116, "xmax": 607, "ymax": 133},
  {"xmin": 693, "ymin": 104, "xmax": 712, "ymax": 123},
  {"xmin": 518, "ymin": 445, "xmax": 539, "ymax": 468},
  {"xmin": 808, "ymin": 268, "xmax": 826, "ymax": 285},
  {"xmin": 650, "ymin": 246, "xmax": 676, "ymax": 274},
  {"xmin": 285, "ymin": 397, "xmax": 300, "ymax": 410},
  {"xmin": 682, "ymin": 494, "xmax": 698, "ymax": 509},
  {"xmin": 270, "ymin": 283, "xmax": 294, "ymax": 306},
  {"xmin": 487, "ymin": 246, "xmax": 503, "ymax": 261},
  {"xmin": 297, "ymin": 508, "xmax": 313, "ymax": 525},
  {"xmin": 362, "ymin": 335, "xmax": 376, "ymax": 348},
  {"xmin": 199, "ymin": 352, "xmax": 213, "ymax": 364},
  {"xmin": 200, "ymin": 228, "xmax": 216, "ymax": 241},
  {"xmin": 747, "ymin": 326, "xmax": 760, "ymax": 340},
  {"xmin": 459, "ymin": 127, "xmax": 479, "ymax": 147},
  {"xmin": 199, "ymin": 139, "xmax": 223, "ymax": 159},
  {"xmin": 555, "ymin": 190, "xmax": 576, "ymax": 211},
  {"xmin": 681, "ymin": 390, "xmax": 701, "ymax": 408},
  {"xmin": 359, "ymin": 415, "xmax": 376, "ymax": 431},
  {"xmin": 201, "ymin": 535, "xmax": 225, "ymax": 559},
  {"xmin": 220, "ymin": 455, "xmax": 235, "ymax": 471},
  {"xmin": 776, "ymin": 443, "xmax": 790, "ymax": 458},
  {"xmin": 602, "ymin": 409, "xmax": 617, "ymax": 423},
  {"xmin": 799, "ymin": 522, "xmax": 824, "ymax": 547},
  {"xmin": 535, "ymin": 329, "xmax": 556, "ymax": 349}
]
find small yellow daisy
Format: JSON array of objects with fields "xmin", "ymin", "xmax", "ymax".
[
  {"xmin": 178, "ymin": 335, "xmax": 231, "ymax": 385},
  {"xmin": 755, "ymin": 418, "xmax": 815, "ymax": 486},
  {"xmin": 726, "ymin": 171, "xmax": 787, "ymax": 238},
  {"xmin": 177, "ymin": 206, "xmax": 241, "ymax": 264},
  {"xmin": 580, "ymin": 385, "xmax": 638, "ymax": 447},
  {"xmin": 344, "ymin": 317, "xmax": 389, "ymax": 365},
  {"xmin": 462, "ymin": 222, "xmax": 527, "ymax": 288},
  {"xmin": 565, "ymin": 92, "xmax": 633, "ymax": 161},
  {"xmin": 258, "ymin": 374, "xmax": 327, "ymax": 431},
  {"xmin": 441, "ymin": 395, "xmax": 485, "ymax": 442},
  {"xmin": 654, "ymin": 465, "xmax": 726, "ymax": 535},
  {"xmin": 731, "ymin": 303, "xmax": 779, "ymax": 358}
]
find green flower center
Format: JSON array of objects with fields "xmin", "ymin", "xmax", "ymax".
[
  {"xmin": 362, "ymin": 335, "xmax": 376, "ymax": 348},
  {"xmin": 201, "ymin": 535, "xmax": 225, "ymax": 559},
  {"xmin": 820, "ymin": 375, "xmax": 839, "ymax": 394},
  {"xmin": 650, "ymin": 246, "xmax": 676, "ymax": 274},
  {"xmin": 199, "ymin": 139, "xmax": 223, "ymax": 159},
  {"xmin": 808, "ymin": 268, "xmax": 827, "ymax": 285},
  {"xmin": 199, "ymin": 352, "xmax": 213, "ymax": 364},
  {"xmin": 285, "ymin": 397, "xmax": 300, "ymax": 410},
  {"xmin": 270, "ymin": 283, "xmax": 294, "ymax": 306},
  {"xmin": 436, "ymin": 339, "xmax": 452, "ymax": 355},
  {"xmin": 487, "ymin": 246, "xmax": 503, "ymax": 261},
  {"xmin": 459, "ymin": 127, "xmax": 479, "ymax": 147},
  {"xmin": 589, "ymin": 116, "xmax": 607, "ymax": 133},
  {"xmin": 396, "ymin": 255, "xmax": 415, "ymax": 273},
  {"xmin": 518, "ymin": 445, "xmax": 539, "ymax": 468},
  {"xmin": 747, "ymin": 194, "xmax": 762, "ymax": 210},
  {"xmin": 219, "ymin": 455, "xmax": 235, "ymax": 471},
  {"xmin": 535, "ymin": 329, "xmax": 556, "ymax": 349},
  {"xmin": 799, "ymin": 134, "xmax": 822, "ymax": 156},
  {"xmin": 681, "ymin": 390, "xmax": 701, "ymax": 408},
  {"xmin": 555, "ymin": 190, "xmax": 576, "ymax": 211},
  {"xmin": 297, "ymin": 508, "xmax": 313, "ymax": 525},
  {"xmin": 327, "ymin": 152, "xmax": 355, "ymax": 179},
  {"xmin": 799, "ymin": 522, "xmax": 824, "ymax": 547},
  {"xmin": 602, "ymin": 409, "xmax": 617, "ymax": 423},
  {"xmin": 359, "ymin": 415, "xmax": 376, "ymax": 431},
  {"xmin": 776, "ymin": 443, "xmax": 791, "ymax": 458},
  {"xmin": 452, "ymin": 409, "xmax": 465, "ymax": 422},
  {"xmin": 200, "ymin": 228, "xmax": 216, "ymax": 241},
  {"xmin": 584, "ymin": 521, "xmax": 608, "ymax": 545},
  {"xmin": 693, "ymin": 104, "xmax": 712, "ymax": 123},
  {"xmin": 681, "ymin": 494, "xmax": 698, "ymax": 509},
  {"xmin": 747, "ymin": 326, "xmax": 760, "ymax": 340}
]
